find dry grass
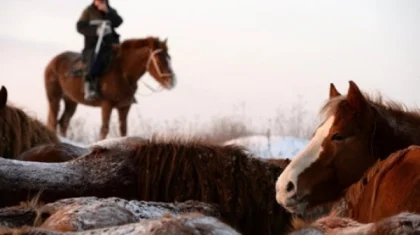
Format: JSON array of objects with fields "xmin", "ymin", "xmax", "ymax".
[{"xmin": 65, "ymin": 99, "xmax": 317, "ymax": 145}]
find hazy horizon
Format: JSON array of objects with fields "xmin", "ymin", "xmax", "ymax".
[{"xmin": 1, "ymin": 0, "xmax": 419, "ymax": 135}]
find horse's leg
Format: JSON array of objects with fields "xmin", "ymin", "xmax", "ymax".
[
  {"xmin": 99, "ymin": 102, "xmax": 113, "ymax": 140},
  {"xmin": 47, "ymin": 99, "xmax": 60, "ymax": 132},
  {"xmin": 45, "ymin": 77, "xmax": 62, "ymax": 132},
  {"xmin": 117, "ymin": 105, "xmax": 131, "ymax": 137},
  {"xmin": 58, "ymin": 97, "xmax": 78, "ymax": 137}
]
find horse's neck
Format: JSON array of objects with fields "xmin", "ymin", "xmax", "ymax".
[
  {"xmin": 120, "ymin": 47, "xmax": 150, "ymax": 84},
  {"xmin": 373, "ymin": 108, "xmax": 420, "ymax": 159}
]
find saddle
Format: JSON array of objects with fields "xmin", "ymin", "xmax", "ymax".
[
  {"xmin": 69, "ymin": 55, "xmax": 88, "ymax": 77},
  {"xmin": 68, "ymin": 46, "xmax": 119, "ymax": 78}
]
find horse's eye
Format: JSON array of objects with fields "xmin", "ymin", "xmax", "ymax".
[{"xmin": 331, "ymin": 133, "xmax": 345, "ymax": 141}]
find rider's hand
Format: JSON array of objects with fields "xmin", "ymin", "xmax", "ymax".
[
  {"xmin": 97, "ymin": 24, "xmax": 112, "ymax": 36},
  {"xmin": 103, "ymin": 25, "xmax": 112, "ymax": 35}
]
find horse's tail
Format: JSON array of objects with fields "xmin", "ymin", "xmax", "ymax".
[
  {"xmin": 44, "ymin": 54, "xmax": 63, "ymax": 99},
  {"xmin": 44, "ymin": 52, "xmax": 67, "ymax": 131}
]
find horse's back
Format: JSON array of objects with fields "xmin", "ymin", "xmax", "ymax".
[
  {"xmin": 16, "ymin": 142, "xmax": 88, "ymax": 163},
  {"xmin": 47, "ymin": 51, "xmax": 81, "ymax": 68},
  {"xmin": 44, "ymin": 50, "xmax": 83, "ymax": 86},
  {"xmin": 367, "ymin": 145, "xmax": 420, "ymax": 221}
]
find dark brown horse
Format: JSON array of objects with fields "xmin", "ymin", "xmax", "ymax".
[
  {"xmin": 16, "ymin": 142, "xmax": 88, "ymax": 162},
  {"xmin": 0, "ymin": 136, "xmax": 292, "ymax": 235},
  {"xmin": 15, "ymin": 136, "xmax": 147, "ymax": 162},
  {"xmin": 275, "ymin": 80, "xmax": 420, "ymax": 218},
  {"xmin": 0, "ymin": 86, "xmax": 59, "ymax": 159},
  {"xmin": 44, "ymin": 36, "xmax": 176, "ymax": 140}
]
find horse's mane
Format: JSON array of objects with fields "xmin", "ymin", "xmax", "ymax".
[
  {"xmin": 320, "ymin": 91, "xmax": 420, "ymax": 121},
  {"xmin": 119, "ymin": 36, "xmax": 162, "ymax": 52},
  {"xmin": 107, "ymin": 135, "xmax": 292, "ymax": 235},
  {"xmin": 0, "ymin": 103, "xmax": 59, "ymax": 158}
]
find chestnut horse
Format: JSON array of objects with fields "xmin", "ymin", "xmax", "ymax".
[
  {"xmin": 289, "ymin": 212, "xmax": 420, "ymax": 235},
  {"xmin": 0, "ymin": 136, "xmax": 292, "ymax": 235},
  {"xmin": 276, "ymin": 80, "xmax": 420, "ymax": 218},
  {"xmin": 287, "ymin": 145, "xmax": 420, "ymax": 234},
  {"xmin": 329, "ymin": 145, "xmax": 420, "ymax": 223},
  {"xmin": 0, "ymin": 86, "xmax": 59, "ymax": 159},
  {"xmin": 44, "ymin": 36, "xmax": 176, "ymax": 140}
]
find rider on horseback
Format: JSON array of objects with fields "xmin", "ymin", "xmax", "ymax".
[{"xmin": 76, "ymin": 0, "xmax": 123, "ymax": 100}]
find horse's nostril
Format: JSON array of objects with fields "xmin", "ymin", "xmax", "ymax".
[{"xmin": 286, "ymin": 181, "xmax": 295, "ymax": 192}]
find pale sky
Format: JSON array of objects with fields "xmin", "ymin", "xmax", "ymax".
[{"xmin": 0, "ymin": 0, "xmax": 419, "ymax": 130}]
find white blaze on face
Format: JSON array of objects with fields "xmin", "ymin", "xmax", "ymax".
[{"xmin": 275, "ymin": 115, "xmax": 335, "ymax": 208}]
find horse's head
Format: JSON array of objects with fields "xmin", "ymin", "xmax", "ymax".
[
  {"xmin": 144, "ymin": 37, "xmax": 176, "ymax": 90},
  {"xmin": 0, "ymin": 86, "xmax": 8, "ymax": 156},
  {"xmin": 275, "ymin": 81, "xmax": 378, "ymax": 216},
  {"xmin": 0, "ymin": 86, "xmax": 7, "ymax": 111},
  {"xmin": 119, "ymin": 37, "xmax": 177, "ymax": 90}
]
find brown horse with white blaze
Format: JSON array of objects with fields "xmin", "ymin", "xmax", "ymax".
[
  {"xmin": 44, "ymin": 36, "xmax": 176, "ymax": 140},
  {"xmin": 275, "ymin": 80, "xmax": 420, "ymax": 218}
]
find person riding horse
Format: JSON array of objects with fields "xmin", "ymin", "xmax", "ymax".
[{"xmin": 75, "ymin": 0, "xmax": 123, "ymax": 100}]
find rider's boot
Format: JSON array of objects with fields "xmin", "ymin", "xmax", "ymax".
[{"xmin": 84, "ymin": 76, "xmax": 100, "ymax": 101}]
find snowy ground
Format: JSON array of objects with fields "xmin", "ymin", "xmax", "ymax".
[{"xmin": 223, "ymin": 135, "xmax": 308, "ymax": 159}]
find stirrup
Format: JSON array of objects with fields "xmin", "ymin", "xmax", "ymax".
[
  {"xmin": 84, "ymin": 91, "xmax": 100, "ymax": 101},
  {"xmin": 84, "ymin": 82, "xmax": 100, "ymax": 100}
]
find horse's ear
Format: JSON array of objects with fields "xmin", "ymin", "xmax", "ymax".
[
  {"xmin": 0, "ymin": 86, "xmax": 7, "ymax": 110},
  {"xmin": 329, "ymin": 83, "xmax": 341, "ymax": 98},
  {"xmin": 163, "ymin": 37, "xmax": 168, "ymax": 45},
  {"xmin": 346, "ymin": 81, "xmax": 369, "ymax": 112}
]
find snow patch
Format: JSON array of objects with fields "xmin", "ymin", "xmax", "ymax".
[{"xmin": 223, "ymin": 135, "xmax": 308, "ymax": 159}]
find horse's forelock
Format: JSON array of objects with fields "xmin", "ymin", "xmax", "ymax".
[{"xmin": 319, "ymin": 96, "xmax": 345, "ymax": 121}]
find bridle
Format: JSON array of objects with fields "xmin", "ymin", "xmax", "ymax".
[
  {"xmin": 146, "ymin": 48, "xmax": 173, "ymax": 79},
  {"xmin": 138, "ymin": 48, "xmax": 174, "ymax": 95}
]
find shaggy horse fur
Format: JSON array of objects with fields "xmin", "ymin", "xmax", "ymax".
[
  {"xmin": 329, "ymin": 145, "xmax": 420, "ymax": 223},
  {"xmin": 0, "ymin": 196, "xmax": 220, "ymax": 232},
  {"xmin": 288, "ymin": 212, "xmax": 420, "ymax": 235},
  {"xmin": 0, "ymin": 86, "xmax": 59, "ymax": 159},
  {"xmin": 0, "ymin": 212, "xmax": 240, "ymax": 235},
  {"xmin": 265, "ymin": 158, "xmax": 291, "ymax": 169},
  {"xmin": 16, "ymin": 143, "xmax": 88, "ymax": 162},
  {"xmin": 0, "ymin": 136, "xmax": 292, "ymax": 235}
]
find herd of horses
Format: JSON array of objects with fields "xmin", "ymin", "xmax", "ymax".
[{"xmin": 1, "ymin": 35, "xmax": 420, "ymax": 234}]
